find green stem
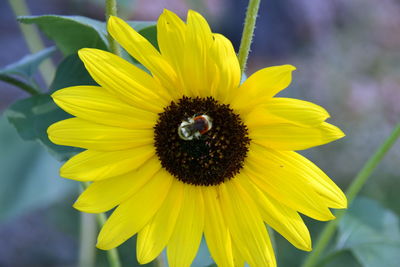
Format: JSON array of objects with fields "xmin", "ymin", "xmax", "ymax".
[
  {"xmin": 105, "ymin": 0, "xmax": 120, "ymax": 56},
  {"xmin": 82, "ymin": 182, "xmax": 122, "ymax": 267},
  {"xmin": 0, "ymin": 74, "xmax": 40, "ymax": 95},
  {"xmin": 96, "ymin": 213, "xmax": 122, "ymax": 267},
  {"xmin": 237, "ymin": 0, "xmax": 261, "ymax": 75},
  {"xmin": 7, "ymin": 0, "xmax": 55, "ymax": 86},
  {"xmin": 78, "ymin": 213, "xmax": 97, "ymax": 267},
  {"xmin": 302, "ymin": 123, "xmax": 400, "ymax": 267}
]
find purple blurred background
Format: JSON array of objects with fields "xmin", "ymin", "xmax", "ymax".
[{"xmin": 1, "ymin": 0, "xmax": 399, "ymax": 266}]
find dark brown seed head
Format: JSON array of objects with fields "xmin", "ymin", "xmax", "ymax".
[{"xmin": 154, "ymin": 96, "xmax": 250, "ymax": 186}]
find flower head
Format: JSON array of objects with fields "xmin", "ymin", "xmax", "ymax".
[{"xmin": 48, "ymin": 9, "xmax": 346, "ymax": 267}]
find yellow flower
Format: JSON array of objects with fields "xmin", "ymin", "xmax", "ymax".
[{"xmin": 48, "ymin": 9, "xmax": 346, "ymax": 267}]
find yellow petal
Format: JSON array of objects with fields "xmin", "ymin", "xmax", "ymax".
[
  {"xmin": 97, "ymin": 169, "xmax": 173, "ymax": 250},
  {"xmin": 157, "ymin": 10, "xmax": 186, "ymax": 79},
  {"xmin": 48, "ymin": 118, "xmax": 153, "ymax": 151},
  {"xmin": 73, "ymin": 157, "xmax": 161, "ymax": 213},
  {"xmin": 244, "ymin": 97, "xmax": 330, "ymax": 128},
  {"xmin": 237, "ymin": 175, "xmax": 311, "ymax": 251},
  {"xmin": 209, "ymin": 34, "xmax": 241, "ymax": 103},
  {"xmin": 219, "ymin": 180, "xmax": 276, "ymax": 267},
  {"xmin": 52, "ymin": 86, "xmax": 157, "ymax": 129},
  {"xmin": 78, "ymin": 48, "xmax": 168, "ymax": 113},
  {"xmin": 203, "ymin": 187, "xmax": 234, "ymax": 267},
  {"xmin": 231, "ymin": 65, "xmax": 296, "ymax": 113},
  {"xmin": 60, "ymin": 145, "xmax": 154, "ymax": 181},
  {"xmin": 245, "ymin": 145, "xmax": 335, "ymax": 221},
  {"xmin": 180, "ymin": 10, "xmax": 213, "ymax": 97},
  {"xmin": 262, "ymin": 149, "xmax": 347, "ymax": 209},
  {"xmin": 250, "ymin": 121, "xmax": 345, "ymax": 151},
  {"xmin": 136, "ymin": 180, "xmax": 184, "ymax": 264},
  {"xmin": 232, "ymin": 241, "xmax": 246, "ymax": 267},
  {"xmin": 167, "ymin": 185, "xmax": 204, "ymax": 267},
  {"xmin": 107, "ymin": 16, "xmax": 179, "ymax": 96}
]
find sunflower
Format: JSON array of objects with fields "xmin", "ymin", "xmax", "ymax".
[{"xmin": 48, "ymin": 9, "xmax": 347, "ymax": 267}]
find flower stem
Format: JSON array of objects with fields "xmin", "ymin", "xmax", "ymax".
[
  {"xmin": 78, "ymin": 212, "xmax": 97, "ymax": 267},
  {"xmin": 96, "ymin": 213, "xmax": 122, "ymax": 267},
  {"xmin": 105, "ymin": 0, "xmax": 120, "ymax": 56},
  {"xmin": 82, "ymin": 182, "xmax": 122, "ymax": 267},
  {"xmin": 237, "ymin": 0, "xmax": 261, "ymax": 75},
  {"xmin": 302, "ymin": 123, "xmax": 400, "ymax": 267},
  {"xmin": 7, "ymin": 0, "xmax": 55, "ymax": 86}
]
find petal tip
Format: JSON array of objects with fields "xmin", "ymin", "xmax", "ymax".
[
  {"xmin": 72, "ymin": 200, "xmax": 83, "ymax": 211},
  {"xmin": 77, "ymin": 48, "xmax": 92, "ymax": 61},
  {"xmin": 334, "ymin": 127, "xmax": 346, "ymax": 139},
  {"xmin": 162, "ymin": 8, "xmax": 172, "ymax": 14},
  {"xmin": 95, "ymin": 241, "xmax": 108, "ymax": 251},
  {"xmin": 107, "ymin": 15, "xmax": 122, "ymax": 29},
  {"xmin": 338, "ymin": 196, "xmax": 348, "ymax": 209},
  {"xmin": 72, "ymin": 197, "xmax": 93, "ymax": 212},
  {"xmin": 47, "ymin": 123, "xmax": 58, "ymax": 139},
  {"xmin": 59, "ymin": 163, "xmax": 80, "ymax": 180},
  {"xmin": 136, "ymin": 251, "xmax": 153, "ymax": 265}
]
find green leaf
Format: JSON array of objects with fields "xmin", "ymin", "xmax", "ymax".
[
  {"xmin": 336, "ymin": 197, "xmax": 400, "ymax": 267},
  {"xmin": 0, "ymin": 74, "xmax": 40, "ymax": 95},
  {"xmin": 0, "ymin": 46, "xmax": 56, "ymax": 78},
  {"xmin": 5, "ymin": 94, "xmax": 82, "ymax": 161},
  {"xmin": 0, "ymin": 47, "xmax": 56, "ymax": 94},
  {"xmin": 18, "ymin": 15, "xmax": 157, "ymax": 56},
  {"xmin": 0, "ymin": 116, "xmax": 76, "ymax": 222},
  {"xmin": 18, "ymin": 15, "xmax": 108, "ymax": 55},
  {"xmin": 50, "ymin": 53, "xmax": 97, "ymax": 92},
  {"xmin": 5, "ymin": 52, "xmax": 100, "ymax": 161}
]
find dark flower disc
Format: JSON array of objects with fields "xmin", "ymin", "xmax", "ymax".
[{"xmin": 154, "ymin": 96, "xmax": 250, "ymax": 186}]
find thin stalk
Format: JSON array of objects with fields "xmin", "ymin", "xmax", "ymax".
[
  {"xmin": 302, "ymin": 123, "xmax": 400, "ymax": 267},
  {"xmin": 7, "ymin": 0, "xmax": 55, "ymax": 86},
  {"xmin": 82, "ymin": 182, "xmax": 122, "ymax": 267},
  {"xmin": 0, "ymin": 74, "xmax": 40, "ymax": 95},
  {"xmin": 78, "ymin": 213, "xmax": 97, "ymax": 267},
  {"xmin": 105, "ymin": 0, "xmax": 120, "ymax": 56},
  {"xmin": 237, "ymin": 0, "xmax": 261, "ymax": 75}
]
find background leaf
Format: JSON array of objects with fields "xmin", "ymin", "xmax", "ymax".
[
  {"xmin": 0, "ymin": 116, "xmax": 76, "ymax": 222},
  {"xmin": 0, "ymin": 47, "xmax": 56, "ymax": 93},
  {"xmin": 4, "ymin": 51, "xmax": 101, "ymax": 161},
  {"xmin": 50, "ymin": 53, "xmax": 97, "ymax": 92},
  {"xmin": 18, "ymin": 15, "xmax": 108, "ymax": 55},
  {"xmin": 0, "ymin": 46, "xmax": 56, "ymax": 79},
  {"xmin": 335, "ymin": 197, "xmax": 400, "ymax": 267},
  {"xmin": 5, "ymin": 94, "xmax": 82, "ymax": 161},
  {"xmin": 18, "ymin": 15, "xmax": 157, "ymax": 56}
]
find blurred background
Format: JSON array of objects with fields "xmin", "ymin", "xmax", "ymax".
[{"xmin": 1, "ymin": 0, "xmax": 399, "ymax": 266}]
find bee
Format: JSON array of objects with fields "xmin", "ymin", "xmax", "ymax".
[{"xmin": 178, "ymin": 114, "xmax": 213, "ymax": 140}]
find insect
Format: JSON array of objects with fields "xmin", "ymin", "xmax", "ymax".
[{"xmin": 178, "ymin": 114, "xmax": 213, "ymax": 140}]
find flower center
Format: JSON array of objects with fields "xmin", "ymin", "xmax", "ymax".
[{"xmin": 154, "ymin": 96, "xmax": 250, "ymax": 186}]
